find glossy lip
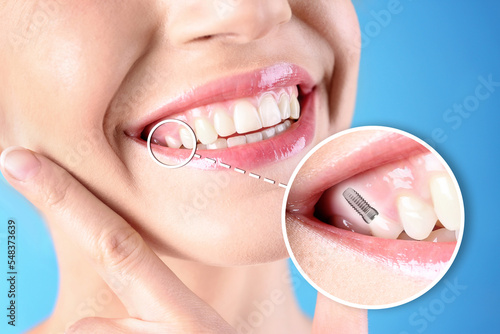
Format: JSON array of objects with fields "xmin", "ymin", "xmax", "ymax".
[
  {"xmin": 125, "ymin": 63, "xmax": 317, "ymax": 170},
  {"xmin": 285, "ymin": 128, "xmax": 460, "ymax": 283}
]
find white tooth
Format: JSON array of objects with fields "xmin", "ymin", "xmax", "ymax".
[
  {"xmin": 275, "ymin": 122, "xmax": 286, "ymax": 134},
  {"xmin": 430, "ymin": 174, "xmax": 461, "ymax": 231},
  {"xmin": 290, "ymin": 94, "xmax": 300, "ymax": 119},
  {"xmin": 245, "ymin": 132, "xmax": 263, "ymax": 144},
  {"xmin": 194, "ymin": 118, "xmax": 218, "ymax": 145},
  {"xmin": 206, "ymin": 138, "xmax": 228, "ymax": 150},
  {"xmin": 213, "ymin": 108, "xmax": 236, "ymax": 137},
  {"xmin": 262, "ymin": 127, "xmax": 276, "ymax": 139},
  {"xmin": 423, "ymin": 228, "xmax": 457, "ymax": 242},
  {"xmin": 397, "ymin": 196, "xmax": 437, "ymax": 240},
  {"xmin": 233, "ymin": 100, "xmax": 262, "ymax": 134},
  {"xmin": 370, "ymin": 215, "xmax": 403, "ymax": 239},
  {"xmin": 283, "ymin": 119, "xmax": 291, "ymax": 129},
  {"xmin": 179, "ymin": 128, "xmax": 195, "ymax": 149},
  {"xmin": 258, "ymin": 94, "xmax": 281, "ymax": 127},
  {"xmin": 398, "ymin": 232, "xmax": 415, "ymax": 240},
  {"xmin": 165, "ymin": 135, "xmax": 182, "ymax": 149},
  {"xmin": 278, "ymin": 95, "xmax": 291, "ymax": 119},
  {"xmin": 227, "ymin": 135, "xmax": 247, "ymax": 148},
  {"xmin": 197, "ymin": 143, "xmax": 207, "ymax": 150}
]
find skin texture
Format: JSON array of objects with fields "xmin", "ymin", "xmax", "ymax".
[{"xmin": 0, "ymin": 1, "xmax": 366, "ymax": 332}]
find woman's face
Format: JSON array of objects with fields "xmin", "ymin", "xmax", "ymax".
[{"xmin": 0, "ymin": 1, "xmax": 360, "ymax": 265}]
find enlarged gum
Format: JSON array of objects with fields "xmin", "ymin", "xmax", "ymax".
[{"xmin": 316, "ymin": 152, "xmax": 446, "ymax": 235}]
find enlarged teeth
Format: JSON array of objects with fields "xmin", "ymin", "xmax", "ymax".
[
  {"xmin": 290, "ymin": 94, "xmax": 300, "ymax": 119},
  {"xmin": 259, "ymin": 94, "xmax": 282, "ymax": 127},
  {"xmin": 397, "ymin": 195, "xmax": 437, "ymax": 240},
  {"xmin": 233, "ymin": 100, "xmax": 262, "ymax": 134},
  {"xmin": 227, "ymin": 135, "xmax": 247, "ymax": 148},
  {"xmin": 213, "ymin": 108, "xmax": 236, "ymax": 137},
  {"xmin": 424, "ymin": 228, "xmax": 457, "ymax": 242},
  {"xmin": 194, "ymin": 118, "xmax": 218, "ymax": 145},
  {"xmin": 179, "ymin": 127, "xmax": 195, "ymax": 149},
  {"xmin": 430, "ymin": 174, "xmax": 461, "ymax": 231},
  {"xmin": 278, "ymin": 95, "xmax": 291, "ymax": 119},
  {"xmin": 370, "ymin": 215, "xmax": 403, "ymax": 239},
  {"xmin": 165, "ymin": 135, "xmax": 182, "ymax": 149}
]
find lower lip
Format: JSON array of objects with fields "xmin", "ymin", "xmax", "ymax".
[
  {"xmin": 133, "ymin": 91, "xmax": 316, "ymax": 170},
  {"xmin": 289, "ymin": 212, "xmax": 456, "ymax": 281}
]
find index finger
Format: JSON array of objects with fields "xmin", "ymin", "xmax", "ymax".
[{"xmin": 0, "ymin": 147, "xmax": 210, "ymax": 322}]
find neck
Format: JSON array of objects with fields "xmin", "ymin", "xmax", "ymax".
[{"xmin": 32, "ymin": 224, "xmax": 311, "ymax": 334}]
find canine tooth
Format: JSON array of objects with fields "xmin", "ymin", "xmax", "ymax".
[
  {"xmin": 227, "ymin": 135, "xmax": 247, "ymax": 148},
  {"xmin": 278, "ymin": 95, "xmax": 291, "ymax": 119},
  {"xmin": 165, "ymin": 135, "xmax": 182, "ymax": 149},
  {"xmin": 258, "ymin": 94, "xmax": 281, "ymax": 127},
  {"xmin": 430, "ymin": 174, "xmax": 461, "ymax": 231},
  {"xmin": 424, "ymin": 229, "xmax": 457, "ymax": 242},
  {"xmin": 206, "ymin": 138, "xmax": 228, "ymax": 150},
  {"xmin": 262, "ymin": 127, "xmax": 276, "ymax": 139},
  {"xmin": 397, "ymin": 195, "xmax": 437, "ymax": 240},
  {"xmin": 233, "ymin": 100, "xmax": 262, "ymax": 134},
  {"xmin": 290, "ymin": 94, "xmax": 300, "ymax": 119},
  {"xmin": 179, "ymin": 128, "xmax": 195, "ymax": 149},
  {"xmin": 245, "ymin": 132, "xmax": 263, "ymax": 144},
  {"xmin": 213, "ymin": 108, "xmax": 236, "ymax": 137},
  {"xmin": 283, "ymin": 119, "xmax": 292, "ymax": 129},
  {"xmin": 194, "ymin": 118, "xmax": 218, "ymax": 145},
  {"xmin": 275, "ymin": 122, "xmax": 287, "ymax": 134},
  {"xmin": 370, "ymin": 215, "xmax": 403, "ymax": 239}
]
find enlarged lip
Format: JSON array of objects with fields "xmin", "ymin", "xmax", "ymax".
[
  {"xmin": 126, "ymin": 63, "xmax": 317, "ymax": 170},
  {"xmin": 285, "ymin": 128, "xmax": 459, "ymax": 285}
]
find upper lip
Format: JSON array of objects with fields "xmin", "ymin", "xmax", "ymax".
[{"xmin": 124, "ymin": 62, "xmax": 316, "ymax": 138}]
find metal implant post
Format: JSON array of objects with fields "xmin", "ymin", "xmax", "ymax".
[{"xmin": 342, "ymin": 187, "xmax": 379, "ymax": 224}]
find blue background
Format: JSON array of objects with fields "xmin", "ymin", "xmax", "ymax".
[{"xmin": 1, "ymin": 0, "xmax": 499, "ymax": 333}]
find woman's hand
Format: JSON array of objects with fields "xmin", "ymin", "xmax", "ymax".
[{"xmin": 0, "ymin": 147, "xmax": 367, "ymax": 333}]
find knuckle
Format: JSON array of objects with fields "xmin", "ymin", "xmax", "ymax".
[
  {"xmin": 93, "ymin": 226, "xmax": 145, "ymax": 271},
  {"xmin": 40, "ymin": 171, "xmax": 73, "ymax": 209}
]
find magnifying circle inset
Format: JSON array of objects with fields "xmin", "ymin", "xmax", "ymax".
[{"xmin": 146, "ymin": 119, "xmax": 197, "ymax": 169}]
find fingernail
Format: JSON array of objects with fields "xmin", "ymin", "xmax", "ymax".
[{"xmin": 0, "ymin": 147, "xmax": 41, "ymax": 181}]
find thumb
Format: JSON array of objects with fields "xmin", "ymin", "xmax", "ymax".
[{"xmin": 312, "ymin": 292, "xmax": 368, "ymax": 334}]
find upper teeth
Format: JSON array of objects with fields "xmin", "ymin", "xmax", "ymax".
[
  {"xmin": 152, "ymin": 86, "xmax": 300, "ymax": 150},
  {"xmin": 367, "ymin": 173, "xmax": 461, "ymax": 241}
]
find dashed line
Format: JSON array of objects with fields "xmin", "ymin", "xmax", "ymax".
[
  {"xmin": 192, "ymin": 153, "xmax": 286, "ymax": 188},
  {"xmin": 263, "ymin": 178, "xmax": 276, "ymax": 185},
  {"xmin": 234, "ymin": 167, "xmax": 246, "ymax": 174}
]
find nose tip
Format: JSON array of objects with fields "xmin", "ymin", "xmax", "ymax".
[{"xmin": 167, "ymin": 0, "xmax": 292, "ymax": 46}]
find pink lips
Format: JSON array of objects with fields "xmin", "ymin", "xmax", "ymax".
[
  {"xmin": 126, "ymin": 63, "xmax": 317, "ymax": 170},
  {"xmin": 286, "ymin": 130, "xmax": 458, "ymax": 281}
]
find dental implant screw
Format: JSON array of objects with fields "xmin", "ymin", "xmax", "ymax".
[{"xmin": 342, "ymin": 187, "xmax": 379, "ymax": 224}]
